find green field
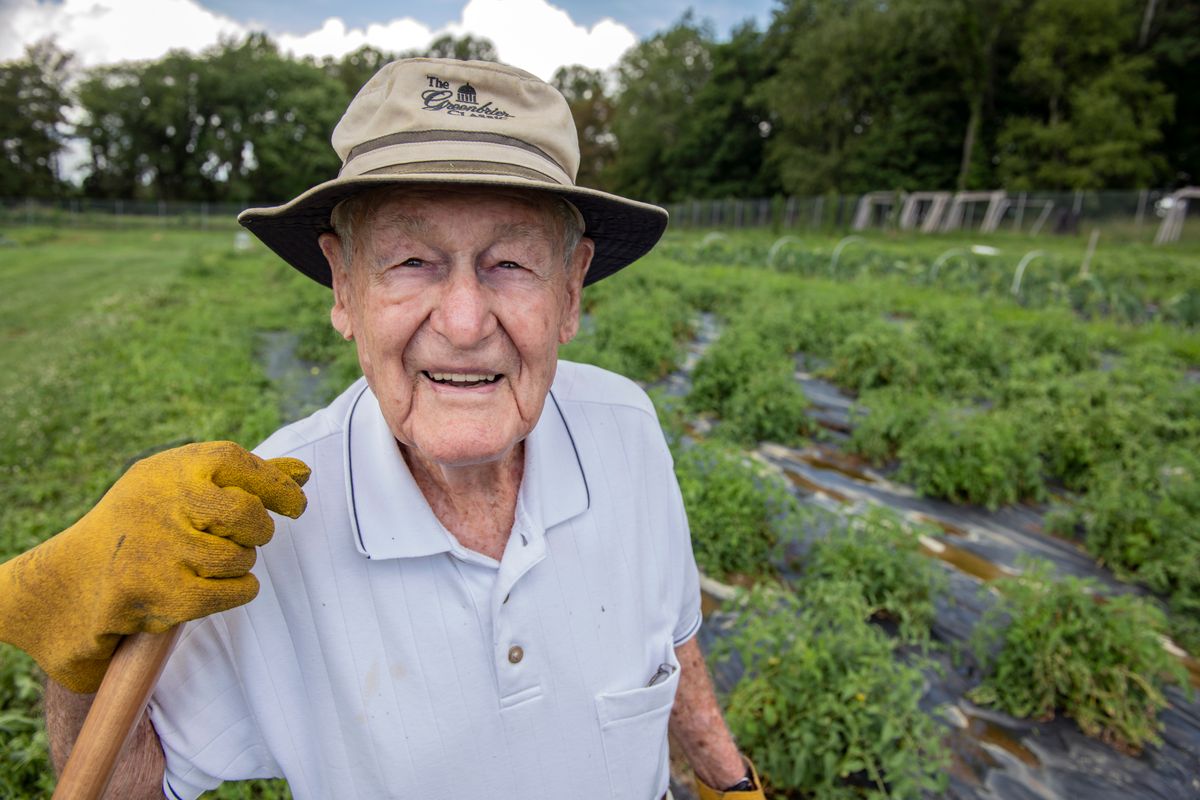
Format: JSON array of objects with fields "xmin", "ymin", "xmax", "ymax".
[
  {"xmin": 0, "ymin": 227, "xmax": 337, "ymax": 797},
  {"xmin": 1, "ymin": 225, "xmax": 1197, "ymax": 797}
]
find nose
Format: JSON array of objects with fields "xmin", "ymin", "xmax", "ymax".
[{"xmin": 429, "ymin": 267, "xmax": 498, "ymax": 349}]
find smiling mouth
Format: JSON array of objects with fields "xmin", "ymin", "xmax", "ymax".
[{"xmin": 422, "ymin": 371, "xmax": 503, "ymax": 388}]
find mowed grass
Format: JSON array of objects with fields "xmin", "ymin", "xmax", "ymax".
[
  {"xmin": 0, "ymin": 226, "xmax": 338, "ymax": 797},
  {"xmin": 0, "ymin": 229, "xmax": 197, "ymax": 376}
]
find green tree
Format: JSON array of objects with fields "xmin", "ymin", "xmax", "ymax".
[
  {"xmin": 1141, "ymin": 0, "xmax": 1200, "ymax": 183},
  {"xmin": 421, "ymin": 33, "xmax": 498, "ymax": 62},
  {"xmin": 323, "ymin": 45, "xmax": 397, "ymax": 101},
  {"xmin": 76, "ymin": 58, "xmax": 175, "ymax": 199},
  {"xmin": 75, "ymin": 35, "xmax": 343, "ymax": 202},
  {"xmin": 675, "ymin": 21, "xmax": 779, "ymax": 198},
  {"xmin": 0, "ymin": 40, "xmax": 71, "ymax": 198},
  {"xmin": 552, "ymin": 65, "xmax": 615, "ymax": 190},
  {"xmin": 908, "ymin": 0, "xmax": 1029, "ymax": 189},
  {"xmin": 211, "ymin": 36, "xmax": 345, "ymax": 201},
  {"xmin": 606, "ymin": 13, "xmax": 715, "ymax": 201},
  {"xmin": 758, "ymin": 0, "xmax": 964, "ymax": 194},
  {"xmin": 607, "ymin": 14, "xmax": 778, "ymax": 201},
  {"xmin": 996, "ymin": 0, "xmax": 1175, "ymax": 188}
]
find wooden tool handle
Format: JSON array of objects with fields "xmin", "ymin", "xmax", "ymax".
[{"xmin": 53, "ymin": 628, "xmax": 182, "ymax": 800}]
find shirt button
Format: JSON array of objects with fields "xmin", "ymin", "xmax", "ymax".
[{"xmin": 507, "ymin": 645, "xmax": 524, "ymax": 664}]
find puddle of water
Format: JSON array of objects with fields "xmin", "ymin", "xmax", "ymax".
[
  {"xmin": 1161, "ymin": 637, "xmax": 1200, "ymax": 690},
  {"xmin": 814, "ymin": 417, "xmax": 854, "ymax": 434},
  {"xmin": 699, "ymin": 573, "xmax": 759, "ymax": 617},
  {"xmin": 1184, "ymin": 653, "xmax": 1200, "ymax": 690},
  {"xmin": 964, "ymin": 713, "xmax": 1041, "ymax": 767},
  {"xmin": 946, "ymin": 750, "xmax": 988, "ymax": 788},
  {"xmin": 700, "ymin": 590, "xmax": 723, "ymax": 618},
  {"xmin": 911, "ymin": 512, "xmax": 967, "ymax": 538},
  {"xmin": 698, "ymin": 574, "xmax": 738, "ymax": 617},
  {"xmin": 797, "ymin": 449, "xmax": 877, "ymax": 483},
  {"xmin": 784, "ymin": 468, "xmax": 853, "ymax": 504},
  {"xmin": 258, "ymin": 331, "xmax": 330, "ymax": 422},
  {"xmin": 918, "ymin": 535, "xmax": 1011, "ymax": 583}
]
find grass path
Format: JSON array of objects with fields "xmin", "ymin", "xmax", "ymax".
[{"xmin": 0, "ymin": 227, "xmax": 331, "ymax": 798}]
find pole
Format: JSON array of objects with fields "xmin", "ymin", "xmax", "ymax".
[{"xmin": 52, "ymin": 629, "xmax": 182, "ymax": 799}]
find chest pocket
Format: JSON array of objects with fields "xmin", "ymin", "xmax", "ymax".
[{"xmin": 594, "ymin": 641, "xmax": 680, "ymax": 800}]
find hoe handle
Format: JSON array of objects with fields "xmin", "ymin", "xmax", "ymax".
[{"xmin": 53, "ymin": 628, "xmax": 182, "ymax": 800}]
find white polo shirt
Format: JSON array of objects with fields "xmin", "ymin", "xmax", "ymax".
[{"xmin": 148, "ymin": 361, "xmax": 701, "ymax": 800}]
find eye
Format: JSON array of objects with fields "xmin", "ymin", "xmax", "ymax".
[
  {"xmin": 401, "ymin": 258, "xmax": 425, "ymax": 267},
  {"xmin": 496, "ymin": 260, "xmax": 524, "ymax": 270}
]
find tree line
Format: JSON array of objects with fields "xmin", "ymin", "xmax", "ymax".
[{"xmin": 3, "ymin": 0, "xmax": 1197, "ymax": 205}]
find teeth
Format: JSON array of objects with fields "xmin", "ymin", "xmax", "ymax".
[{"xmin": 428, "ymin": 372, "xmax": 499, "ymax": 383}]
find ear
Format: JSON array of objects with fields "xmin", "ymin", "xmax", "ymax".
[
  {"xmin": 558, "ymin": 237, "xmax": 594, "ymax": 345},
  {"xmin": 319, "ymin": 232, "xmax": 355, "ymax": 341}
]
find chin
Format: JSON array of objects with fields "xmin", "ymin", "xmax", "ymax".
[{"xmin": 407, "ymin": 424, "xmax": 524, "ymax": 469}]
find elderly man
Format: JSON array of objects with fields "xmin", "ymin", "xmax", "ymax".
[{"xmin": 7, "ymin": 58, "xmax": 763, "ymax": 798}]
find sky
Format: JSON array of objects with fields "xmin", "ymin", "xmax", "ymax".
[{"xmin": 0, "ymin": 0, "xmax": 777, "ymax": 80}]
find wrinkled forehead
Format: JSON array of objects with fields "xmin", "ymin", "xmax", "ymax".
[{"xmin": 356, "ymin": 185, "xmax": 567, "ymax": 247}]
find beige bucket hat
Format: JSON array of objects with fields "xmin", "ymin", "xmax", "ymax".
[{"xmin": 239, "ymin": 57, "xmax": 667, "ymax": 287}]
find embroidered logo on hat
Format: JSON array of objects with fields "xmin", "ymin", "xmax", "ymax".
[{"xmin": 422, "ymin": 74, "xmax": 514, "ymax": 120}]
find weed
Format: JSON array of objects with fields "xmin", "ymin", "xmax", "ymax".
[
  {"xmin": 0, "ymin": 649, "xmax": 54, "ymax": 797},
  {"xmin": 713, "ymin": 584, "xmax": 949, "ymax": 799},
  {"xmin": 970, "ymin": 558, "xmax": 1188, "ymax": 753},
  {"xmin": 847, "ymin": 388, "xmax": 944, "ymax": 466},
  {"xmin": 719, "ymin": 368, "xmax": 813, "ymax": 447},
  {"xmin": 688, "ymin": 325, "xmax": 811, "ymax": 445},
  {"xmin": 805, "ymin": 508, "xmax": 946, "ymax": 642},
  {"xmin": 827, "ymin": 320, "xmax": 932, "ymax": 394},
  {"xmin": 1049, "ymin": 448, "xmax": 1200, "ymax": 653},
  {"xmin": 674, "ymin": 443, "xmax": 801, "ymax": 581},
  {"xmin": 897, "ymin": 407, "xmax": 1045, "ymax": 509},
  {"xmin": 560, "ymin": 283, "xmax": 692, "ymax": 383}
]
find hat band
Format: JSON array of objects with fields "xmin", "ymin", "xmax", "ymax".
[
  {"xmin": 340, "ymin": 139, "xmax": 574, "ymax": 186},
  {"xmin": 362, "ymin": 159, "xmax": 563, "ymax": 184},
  {"xmin": 347, "ymin": 129, "xmax": 564, "ymax": 174}
]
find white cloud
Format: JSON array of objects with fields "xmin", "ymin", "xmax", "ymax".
[
  {"xmin": 0, "ymin": 0, "xmax": 637, "ymax": 80},
  {"xmin": 276, "ymin": 17, "xmax": 434, "ymax": 61},
  {"xmin": 454, "ymin": 0, "xmax": 637, "ymax": 78},
  {"xmin": 0, "ymin": 0, "xmax": 243, "ymax": 66}
]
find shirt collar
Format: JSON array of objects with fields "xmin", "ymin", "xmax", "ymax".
[{"xmin": 343, "ymin": 383, "xmax": 589, "ymax": 560}]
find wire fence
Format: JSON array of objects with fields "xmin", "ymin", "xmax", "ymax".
[
  {"xmin": 2, "ymin": 190, "xmax": 1197, "ymax": 243},
  {"xmin": 0, "ymin": 197, "xmax": 247, "ymax": 231}
]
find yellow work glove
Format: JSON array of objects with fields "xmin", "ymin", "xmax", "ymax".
[
  {"xmin": 0, "ymin": 441, "xmax": 310, "ymax": 693},
  {"xmin": 695, "ymin": 758, "xmax": 766, "ymax": 800}
]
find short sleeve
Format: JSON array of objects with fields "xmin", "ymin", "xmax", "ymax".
[
  {"xmin": 663, "ymin": 444, "xmax": 702, "ymax": 647},
  {"xmin": 148, "ymin": 611, "xmax": 281, "ymax": 799}
]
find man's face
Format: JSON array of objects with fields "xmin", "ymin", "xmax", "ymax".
[{"xmin": 319, "ymin": 189, "xmax": 592, "ymax": 468}]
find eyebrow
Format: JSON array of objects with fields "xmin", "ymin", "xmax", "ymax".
[
  {"xmin": 366, "ymin": 213, "xmax": 555, "ymax": 268},
  {"xmin": 373, "ymin": 210, "xmax": 434, "ymax": 238},
  {"xmin": 367, "ymin": 211, "xmax": 434, "ymax": 267},
  {"xmin": 491, "ymin": 221, "xmax": 556, "ymax": 247}
]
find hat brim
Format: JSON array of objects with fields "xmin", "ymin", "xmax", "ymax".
[{"xmin": 238, "ymin": 173, "xmax": 668, "ymax": 288}]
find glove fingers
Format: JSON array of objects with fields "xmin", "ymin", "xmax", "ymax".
[
  {"xmin": 268, "ymin": 457, "xmax": 312, "ymax": 489},
  {"xmin": 110, "ymin": 567, "xmax": 259, "ymax": 633},
  {"xmin": 182, "ymin": 531, "xmax": 257, "ymax": 579},
  {"xmin": 192, "ymin": 485, "xmax": 276, "ymax": 548},
  {"xmin": 181, "ymin": 572, "xmax": 261, "ymax": 618},
  {"xmin": 204, "ymin": 443, "xmax": 309, "ymax": 520}
]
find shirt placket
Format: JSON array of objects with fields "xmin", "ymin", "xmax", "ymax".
[{"xmin": 492, "ymin": 507, "xmax": 546, "ymax": 708}]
